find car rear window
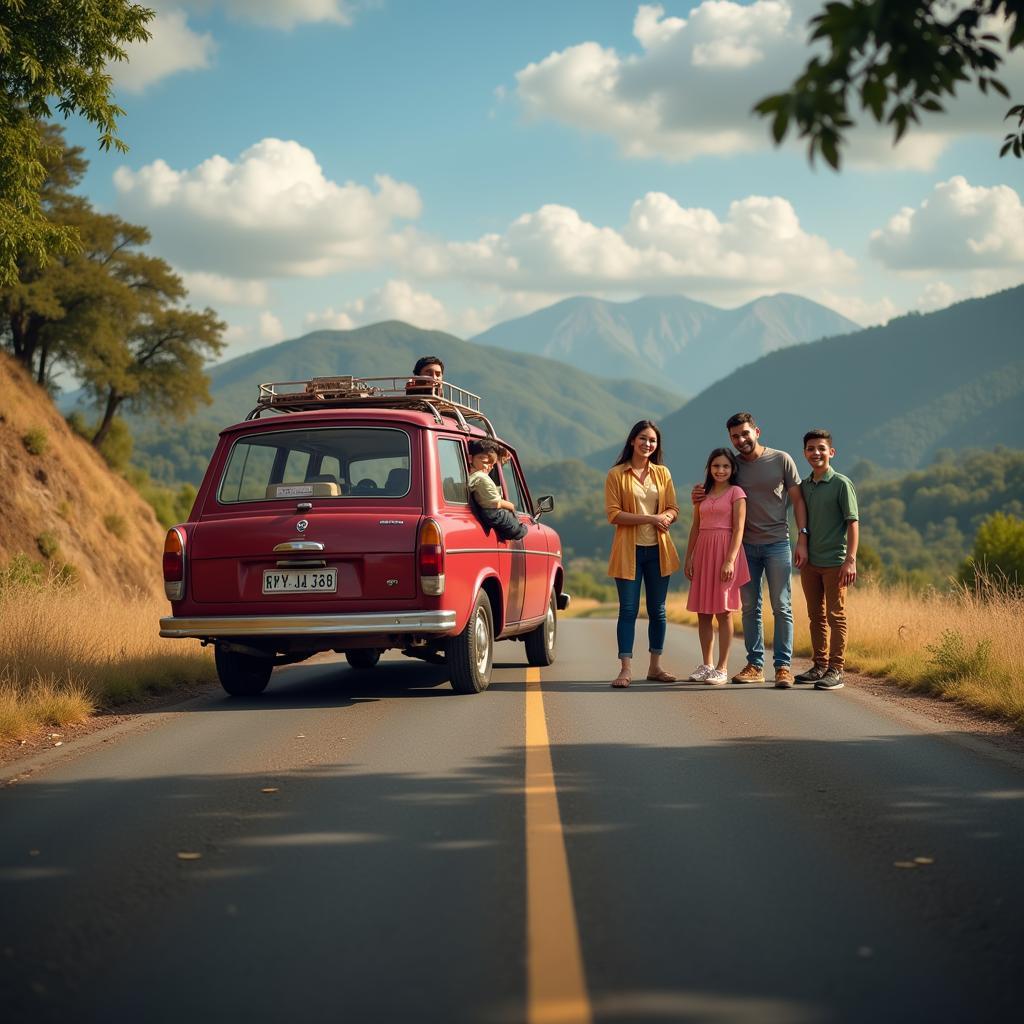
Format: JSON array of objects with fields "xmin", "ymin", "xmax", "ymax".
[{"xmin": 218, "ymin": 427, "xmax": 411, "ymax": 503}]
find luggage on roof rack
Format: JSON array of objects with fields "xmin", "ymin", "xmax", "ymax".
[{"xmin": 245, "ymin": 375, "xmax": 496, "ymax": 437}]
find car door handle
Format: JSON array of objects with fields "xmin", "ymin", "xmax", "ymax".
[{"xmin": 272, "ymin": 541, "xmax": 325, "ymax": 552}]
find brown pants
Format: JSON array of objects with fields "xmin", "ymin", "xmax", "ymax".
[{"xmin": 800, "ymin": 564, "xmax": 848, "ymax": 671}]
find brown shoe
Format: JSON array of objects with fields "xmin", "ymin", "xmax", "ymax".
[
  {"xmin": 731, "ymin": 664, "xmax": 765, "ymax": 684},
  {"xmin": 774, "ymin": 666, "xmax": 795, "ymax": 689}
]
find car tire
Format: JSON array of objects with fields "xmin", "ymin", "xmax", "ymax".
[
  {"xmin": 215, "ymin": 646, "xmax": 272, "ymax": 696},
  {"xmin": 345, "ymin": 648, "xmax": 382, "ymax": 670},
  {"xmin": 524, "ymin": 589, "xmax": 558, "ymax": 667},
  {"xmin": 446, "ymin": 591, "xmax": 493, "ymax": 694}
]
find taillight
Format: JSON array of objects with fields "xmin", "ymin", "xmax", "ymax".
[
  {"xmin": 418, "ymin": 518, "xmax": 445, "ymax": 595},
  {"xmin": 163, "ymin": 527, "xmax": 186, "ymax": 601}
]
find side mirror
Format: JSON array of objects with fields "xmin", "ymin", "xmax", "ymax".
[{"xmin": 534, "ymin": 495, "xmax": 555, "ymax": 520}]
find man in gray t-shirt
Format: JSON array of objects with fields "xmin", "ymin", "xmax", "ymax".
[
  {"xmin": 693, "ymin": 413, "xmax": 807, "ymax": 688},
  {"xmin": 736, "ymin": 447, "xmax": 801, "ymax": 544}
]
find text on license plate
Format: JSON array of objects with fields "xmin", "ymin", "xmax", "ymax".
[{"xmin": 263, "ymin": 569, "xmax": 337, "ymax": 594}]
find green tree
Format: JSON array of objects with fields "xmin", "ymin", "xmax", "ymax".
[
  {"xmin": 755, "ymin": 0, "xmax": 1024, "ymax": 167},
  {"xmin": 1, "ymin": 126, "xmax": 226, "ymax": 437},
  {"xmin": 961, "ymin": 511, "xmax": 1024, "ymax": 585},
  {"xmin": 80, "ymin": 302, "xmax": 226, "ymax": 448},
  {"xmin": 1, "ymin": 123, "xmax": 98, "ymax": 384},
  {"xmin": 0, "ymin": 1, "xmax": 153, "ymax": 283}
]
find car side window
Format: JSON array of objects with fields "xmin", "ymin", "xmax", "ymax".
[
  {"xmin": 501, "ymin": 460, "xmax": 528, "ymax": 513},
  {"xmin": 437, "ymin": 438, "xmax": 469, "ymax": 505}
]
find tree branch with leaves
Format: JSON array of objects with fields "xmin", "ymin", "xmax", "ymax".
[
  {"xmin": 0, "ymin": 1, "xmax": 153, "ymax": 283},
  {"xmin": 754, "ymin": 0, "xmax": 1024, "ymax": 168}
]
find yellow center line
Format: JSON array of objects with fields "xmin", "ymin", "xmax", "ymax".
[{"xmin": 525, "ymin": 666, "xmax": 593, "ymax": 1024}]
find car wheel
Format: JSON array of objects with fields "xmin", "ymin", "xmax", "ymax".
[
  {"xmin": 446, "ymin": 591, "xmax": 493, "ymax": 694},
  {"xmin": 215, "ymin": 646, "xmax": 272, "ymax": 696},
  {"xmin": 345, "ymin": 648, "xmax": 382, "ymax": 670},
  {"xmin": 524, "ymin": 589, "xmax": 558, "ymax": 667}
]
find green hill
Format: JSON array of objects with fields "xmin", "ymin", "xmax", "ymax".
[
  {"xmin": 132, "ymin": 321, "xmax": 684, "ymax": 484},
  {"xmin": 588, "ymin": 285, "xmax": 1024, "ymax": 480},
  {"xmin": 854, "ymin": 448, "xmax": 1024, "ymax": 584}
]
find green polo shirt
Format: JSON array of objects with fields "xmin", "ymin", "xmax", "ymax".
[{"xmin": 800, "ymin": 467, "xmax": 859, "ymax": 567}]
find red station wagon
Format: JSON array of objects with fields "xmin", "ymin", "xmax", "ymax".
[{"xmin": 159, "ymin": 375, "xmax": 569, "ymax": 696}]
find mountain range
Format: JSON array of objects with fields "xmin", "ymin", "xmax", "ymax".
[
  {"xmin": 587, "ymin": 285, "xmax": 1024, "ymax": 481},
  {"xmin": 131, "ymin": 321, "xmax": 682, "ymax": 484},
  {"xmin": 471, "ymin": 293, "xmax": 860, "ymax": 395}
]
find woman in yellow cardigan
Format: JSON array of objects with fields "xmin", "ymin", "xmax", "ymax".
[{"xmin": 605, "ymin": 420, "xmax": 681, "ymax": 688}]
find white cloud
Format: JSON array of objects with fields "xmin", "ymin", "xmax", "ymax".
[
  {"xmin": 304, "ymin": 307, "xmax": 356, "ymax": 331},
  {"xmin": 179, "ymin": 271, "xmax": 269, "ymax": 307},
  {"xmin": 305, "ymin": 280, "xmax": 450, "ymax": 332},
  {"xmin": 870, "ymin": 177, "xmax": 1024, "ymax": 270},
  {"xmin": 172, "ymin": 1, "xmax": 356, "ymax": 29},
  {"xmin": 112, "ymin": 9, "xmax": 215, "ymax": 92},
  {"xmin": 397, "ymin": 191, "xmax": 854, "ymax": 299},
  {"xmin": 111, "ymin": 3, "xmax": 360, "ymax": 91},
  {"xmin": 454, "ymin": 292, "xmax": 559, "ymax": 338},
  {"xmin": 916, "ymin": 281, "xmax": 959, "ymax": 313},
  {"xmin": 913, "ymin": 275, "xmax": 1023, "ymax": 312},
  {"xmin": 214, "ymin": 1, "xmax": 355, "ymax": 29},
  {"xmin": 258, "ymin": 311, "xmax": 285, "ymax": 342},
  {"xmin": 113, "ymin": 138, "xmax": 421, "ymax": 277},
  {"xmin": 809, "ymin": 291, "xmax": 895, "ymax": 328},
  {"xmin": 513, "ymin": 1, "xmax": 1024, "ymax": 169}
]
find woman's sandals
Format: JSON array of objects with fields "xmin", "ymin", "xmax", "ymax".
[
  {"xmin": 610, "ymin": 672, "xmax": 632, "ymax": 688},
  {"xmin": 646, "ymin": 669, "xmax": 678, "ymax": 682}
]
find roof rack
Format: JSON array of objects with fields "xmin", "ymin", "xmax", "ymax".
[{"xmin": 245, "ymin": 375, "xmax": 496, "ymax": 437}]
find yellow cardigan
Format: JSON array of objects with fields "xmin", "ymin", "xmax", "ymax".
[{"xmin": 605, "ymin": 462, "xmax": 681, "ymax": 580}]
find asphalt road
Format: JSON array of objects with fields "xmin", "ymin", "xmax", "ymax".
[{"xmin": 2, "ymin": 618, "xmax": 1024, "ymax": 1023}]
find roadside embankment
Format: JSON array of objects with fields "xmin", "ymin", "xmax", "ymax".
[{"xmin": 0, "ymin": 564, "xmax": 214, "ymax": 744}]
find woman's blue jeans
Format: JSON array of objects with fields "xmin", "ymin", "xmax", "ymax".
[
  {"xmin": 615, "ymin": 545, "xmax": 671, "ymax": 659},
  {"xmin": 740, "ymin": 539, "xmax": 794, "ymax": 669}
]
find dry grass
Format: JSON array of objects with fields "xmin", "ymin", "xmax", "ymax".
[
  {"xmin": 0, "ymin": 573, "xmax": 215, "ymax": 743},
  {"xmin": 666, "ymin": 576, "xmax": 1024, "ymax": 728}
]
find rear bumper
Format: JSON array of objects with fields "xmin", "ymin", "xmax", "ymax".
[{"xmin": 159, "ymin": 610, "xmax": 458, "ymax": 639}]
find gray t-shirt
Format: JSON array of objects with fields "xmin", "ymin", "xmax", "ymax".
[{"xmin": 734, "ymin": 447, "xmax": 801, "ymax": 544}]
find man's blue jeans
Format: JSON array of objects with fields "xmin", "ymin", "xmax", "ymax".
[
  {"xmin": 740, "ymin": 540, "xmax": 793, "ymax": 669},
  {"xmin": 615, "ymin": 545, "xmax": 671, "ymax": 659}
]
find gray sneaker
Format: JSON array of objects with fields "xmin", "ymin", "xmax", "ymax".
[
  {"xmin": 814, "ymin": 668, "xmax": 845, "ymax": 690},
  {"xmin": 795, "ymin": 664, "xmax": 827, "ymax": 683}
]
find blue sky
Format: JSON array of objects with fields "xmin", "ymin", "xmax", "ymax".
[{"xmin": 63, "ymin": 1, "xmax": 1024, "ymax": 359}]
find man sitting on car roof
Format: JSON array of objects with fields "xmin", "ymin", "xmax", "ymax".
[{"xmin": 406, "ymin": 355, "xmax": 444, "ymax": 396}]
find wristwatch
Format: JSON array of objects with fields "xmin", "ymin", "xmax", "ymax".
[{"xmin": 799, "ymin": 527, "xmax": 809, "ymax": 536}]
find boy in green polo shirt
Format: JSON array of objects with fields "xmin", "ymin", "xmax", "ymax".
[{"xmin": 795, "ymin": 430, "xmax": 859, "ymax": 690}]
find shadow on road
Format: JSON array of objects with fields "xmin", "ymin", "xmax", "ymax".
[{"xmin": 4, "ymin": 724, "xmax": 1024, "ymax": 1022}]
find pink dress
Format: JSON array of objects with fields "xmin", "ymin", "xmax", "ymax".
[{"xmin": 686, "ymin": 485, "xmax": 751, "ymax": 613}]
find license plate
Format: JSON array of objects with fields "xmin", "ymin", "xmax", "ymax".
[{"xmin": 263, "ymin": 569, "xmax": 337, "ymax": 594}]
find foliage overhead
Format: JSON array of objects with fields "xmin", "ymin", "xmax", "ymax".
[
  {"xmin": 754, "ymin": 0, "xmax": 1024, "ymax": 168},
  {"xmin": 0, "ymin": 1, "xmax": 153, "ymax": 283}
]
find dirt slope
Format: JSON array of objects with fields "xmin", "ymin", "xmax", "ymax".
[{"xmin": 0, "ymin": 352, "xmax": 167, "ymax": 596}]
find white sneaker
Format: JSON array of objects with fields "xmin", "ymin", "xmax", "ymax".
[
  {"xmin": 688, "ymin": 664, "xmax": 713, "ymax": 681},
  {"xmin": 706, "ymin": 669, "xmax": 728, "ymax": 685}
]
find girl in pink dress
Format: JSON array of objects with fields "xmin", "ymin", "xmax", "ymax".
[{"xmin": 684, "ymin": 448, "xmax": 751, "ymax": 684}]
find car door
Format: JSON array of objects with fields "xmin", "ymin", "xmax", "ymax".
[
  {"xmin": 499, "ymin": 457, "xmax": 546, "ymax": 623},
  {"xmin": 435, "ymin": 436, "xmax": 496, "ymax": 616}
]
